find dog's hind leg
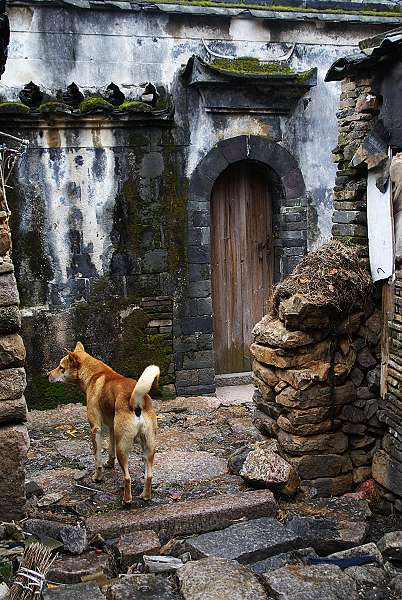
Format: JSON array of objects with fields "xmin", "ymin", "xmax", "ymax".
[
  {"xmin": 116, "ymin": 432, "xmax": 132, "ymax": 505},
  {"xmin": 140, "ymin": 432, "xmax": 155, "ymax": 501},
  {"xmin": 105, "ymin": 426, "xmax": 116, "ymax": 469},
  {"xmin": 91, "ymin": 425, "xmax": 103, "ymax": 482}
]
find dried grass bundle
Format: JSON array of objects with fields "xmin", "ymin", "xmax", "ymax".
[
  {"xmin": 270, "ymin": 240, "xmax": 372, "ymax": 316},
  {"xmin": 8, "ymin": 543, "xmax": 55, "ymax": 600}
]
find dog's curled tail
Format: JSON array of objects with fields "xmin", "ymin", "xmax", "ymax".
[{"xmin": 130, "ymin": 365, "xmax": 160, "ymax": 416}]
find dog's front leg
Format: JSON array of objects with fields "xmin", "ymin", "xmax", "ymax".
[{"xmin": 91, "ymin": 426, "xmax": 103, "ymax": 482}]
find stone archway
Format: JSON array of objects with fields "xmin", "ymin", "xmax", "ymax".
[{"xmin": 174, "ymin": 135, "xmax": 307, "ymax": 396}]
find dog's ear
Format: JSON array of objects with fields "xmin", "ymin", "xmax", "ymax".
[
  {"xmin": 66, "ymin": 351, "xmax": 80, "ymax": 368},
  {"xmin": 74, "ymin": 341, "xmax": 85, "ymax": 352}
]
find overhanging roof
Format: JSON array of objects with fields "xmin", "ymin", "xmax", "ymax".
[{"xmin": 325, "ymin": 25, "xmax": 402, "ymax": 81}]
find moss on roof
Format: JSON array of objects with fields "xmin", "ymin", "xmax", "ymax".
[{"xmin": 210, "ymin": 56, "xmax": 295, "ymax": 75}]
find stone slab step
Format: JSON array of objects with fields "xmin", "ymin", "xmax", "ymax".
[
  {"xmin": 262, "ymin": 564, "xmax": 358, "ymax": 600},
  {"xmin": 43, "ymin": 582, "xmax": 105, "ymax": 600},
  {"xmin": 177, "ymin": 557, "xmax": 267, "ymax": 600},
  {"xmin": 86, "ymin": 490, "xmax": 276, "ymax": 541},
  {"xmin": 186, "ymin": 517, "xmax": 302, "ymax": 564}
]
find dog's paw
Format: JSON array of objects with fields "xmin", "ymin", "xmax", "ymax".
[
  {"xmin": 92, "ymin": 471, "xmax": 103, "ymax": 483},
  {"xmin": 139, "ymin": 492, "xmax": 151, "ymax": 501},
  {"xmin": 104, "ymin": 458, "xmax": 115, "ymax": 469},
  {"xmin": 122, "ymin": 498, "xmax": 132, "ymax": 507}
]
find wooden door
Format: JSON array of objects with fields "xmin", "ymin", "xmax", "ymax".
[{"xmin": 211, "ymin": 160, "xmax": 273, "ymax": 374}]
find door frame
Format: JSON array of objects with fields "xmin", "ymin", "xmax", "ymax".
[{"xmin": 174, "ymin": 135, "xmax": 307, "ymax": 396}]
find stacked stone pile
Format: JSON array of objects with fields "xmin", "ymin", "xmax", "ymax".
[
  {"xmin": 251, "ymin": 293, "xmax": 385, "ymax": 497},
  {"xmin": 0, "ymin": 209, "xmax": 29, "ymax": 520}
]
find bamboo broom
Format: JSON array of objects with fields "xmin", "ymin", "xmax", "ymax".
[{"xmin": 8, "ymin": 543, "xmax": 56, "ymax": 599}]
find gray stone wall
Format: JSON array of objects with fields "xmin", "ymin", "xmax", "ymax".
[{"xmin": 0, "ymin": 210, "xmax": 29, "ymax": 521}]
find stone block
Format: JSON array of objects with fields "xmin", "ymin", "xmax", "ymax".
[
  {"xmin": 43, "ymin": 582, "xmax": 105, "ymax": 600},
  {"xmin": 328, "ymin": 542, "xmax": 383, "ymax": 565},
  {"xmin": 47, "ymin": 551, "xmax": 115, "ymax": 584},
  {"xmin": 262, "ymin": 564, "xmax": 357, "ymax": 600},
  {"xmin": 288, "ymin": 453, "xmax": 351, "ymax": 479},
  {"xmin": 0, "ymin": 272, "xmax": 19, "ymax": 307},
  {"xmin": 0, "ymin": 334, "xmax": 26, "ymax": 367},
  {"xmin": 86, "ymin": 491, "xmax": 277, "ymax": 540},
  {"xmin": 250, "ymin": 547, "xmax": 318, "ymax": 574},
  {"xmin": 0, "ymin": 367, "xmax": 26, "ymax": 401},
  {"xmin": 24, "ymin": 519, "xmax": 87, "ymax": 554},
  {"xmin": 185, "ymin": 517, "xmax": 302, "ymax": 564},
  {"xmin": 249, "ymin": 339, "xmax": 330, "ymax": 370},
  {"xmin": 252, "ymin": 315, "xmax": 327, "ymax": 348},
  {"xmin": 0, "ymin": 306, "xmax": 21, "ymax": 333},
  {"xmin": 278, "ymin": 429, "xmax": 348, "ymax": 456},
  {"xmin": 278, "ymin": 294, "xmax": 331, "ymax": 331},
  {"xmin": 107, "ymin": 575, "xmax": 180, "ymax": 600},
  {"xmin": 276, "ymin": 380, "xmax": 355, "ymax": 410},
  {"xmin": 286, "ymin": 498, "xmax": 369, "ymax": 553},
  {"xmin": 0, "ymin": 396, "xmax": 27, "ymax": 424},
  {"xmin": 113, "ymin": 530, "xmax": 160, "ymax": 568},
  {"xmin": 177, "ymin": 557, "xmax": 267, "ymax": 600},
  {"xmin": 239, "ymin": 443, "xmax": 300, "ymax": 496},
  {"xmin": 252, "ymin": 360, "xmax": 278, "ymax": 388},
  {"xmin": 0, "ymin": 423, "xmax": 29, "ymax": 521},
  {"xmin": 377, "ymin": 531, "xmax": 402, "ymax": 561},
  {"xmin": 299, "ymin": 474, "xmax": 353, "ymax": 497}
]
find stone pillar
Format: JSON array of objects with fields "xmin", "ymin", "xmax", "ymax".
[
  {"xmin": 251, "ymin": 291, "xmax": 385, "ymax": 498},
  {"xmin": 0, "ymin": 209, "xmax": 29, "ymax": 521}
]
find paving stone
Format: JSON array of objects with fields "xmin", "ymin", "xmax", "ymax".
[
  {"xmin": 186, "ymin": 517, "xmax": 302, "ymax": 564},
  {"xmin": 250, "ymin": 547, "xmax": 319, "ymax": 574},
  {"xmin": 43, "ymin": 582, "xmax": 105, "ymax": 600},
  {"xmin": 113, "ymin": 530, "xmax": 161, "ymax": 569},
  {"xmin": 377, "ymin": 531, "xmax": 402, "ymax": 561},
  {"xmin": 107, "ymin": 574, "xmax": 180, "ymax": 600},
  {"xmin": 177, "ymin": 557, "xmax": 267, "ymax": 600},
  {"xmin": 344, "ymin": 564, "xmax": 387, "ymax": 586},
  {"xmin": 86, "ymin": 491, "xmax": 276, "ymax": 541},
  {"xmin": 286, "ymin": 498, "xmax": 371, "ymax": 554},
  {"xmin": 47, "ymin": 550, "xmax": 115, "ymax": 583},
  {"xmin": 262, "ymin": 564, "xmax": 357, "ymax": 600},
  {"xmin": 153, "ymin": 451, "xmax": 227, "ymax": 485}
]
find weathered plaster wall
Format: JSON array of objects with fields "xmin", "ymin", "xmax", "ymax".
[{"xmin": 1, "ymin": 4, "xmax": 396, "ymax": 400}]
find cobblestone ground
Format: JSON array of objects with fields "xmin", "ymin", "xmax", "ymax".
[{"xmin": 26, "ymin": 385, "xmax": 259, "ymax": 520}]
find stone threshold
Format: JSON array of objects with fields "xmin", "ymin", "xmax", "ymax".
[{"xmin": 215, "ymin": 372, "xmax": 253, "ymax": 387}]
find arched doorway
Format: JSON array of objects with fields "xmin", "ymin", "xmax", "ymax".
[{"xmin": 211, "ymin": 160, "xmax": 273, "ymax": 374}]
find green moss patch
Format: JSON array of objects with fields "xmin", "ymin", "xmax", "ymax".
[
  {"xmin": 211, "ymin": 57, "xmax": 295, "ymax": 75},
  {"xmin": 0, "ymin": 101, "xmax": 29, "ymax": 113},
  {"xmin": 26, "ymin": 375, "xmax": 86, "ymax": 411},
  {"xmin": 118, "ymin": 100, "xmax": 153, "ymax": 112},
  {"xmin": 38, "ymin": 101, "xmax": 72, "ymax": 113},
  {"xmin": 79, "ymin": 96, "xmax": 114, "ymax": 113}
]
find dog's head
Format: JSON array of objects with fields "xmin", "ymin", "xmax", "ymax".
[{"xmin": 48, "ymin": 341, "xmax": 85, "ymax": 384}]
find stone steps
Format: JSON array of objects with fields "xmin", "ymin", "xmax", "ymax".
[{"xmin": 86, "ymin": 490, "xmax": 276, "ymax": 542}]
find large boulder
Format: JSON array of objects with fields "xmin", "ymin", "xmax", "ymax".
[{"xmin": 239, "ymin": 442, "xmax": 300, "ymax": 496}]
